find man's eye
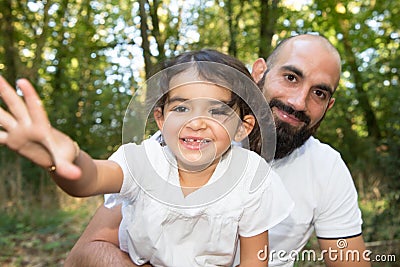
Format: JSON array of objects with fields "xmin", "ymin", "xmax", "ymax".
[
  {"xmin": 285, "ymin": 74, "xmax": 297, "ymax": 82},
  {"xmin": 313, "ymin": 89, "xmax": 328, "ymax": 100},
  {"xmin": 172, "ymin": 106, "xmax": 188, "ymax": 112}
]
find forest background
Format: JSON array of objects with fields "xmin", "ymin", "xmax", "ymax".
[{"xmin": 0, "ymin": 0, "xmax": 399, "ymax": 266}]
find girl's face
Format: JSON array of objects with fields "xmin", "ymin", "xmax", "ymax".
[{"xmin": 154, "ymin": 78, "xmax": 254, "ymax": 172}]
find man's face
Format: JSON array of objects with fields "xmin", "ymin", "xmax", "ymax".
[{"xmin": 254, "ymin": 38, "xmax": 340, "ymax": 159}]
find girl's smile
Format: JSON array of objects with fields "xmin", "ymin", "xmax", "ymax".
[{"xmin": 179, "ymin": 136, "xmax": 212, "ymax": 150}]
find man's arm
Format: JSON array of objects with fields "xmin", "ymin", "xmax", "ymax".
[
  {"xmin": 238, "ymin": 231, "xmax": 268, "ymax": 267},
  {"xmin": 65, "ymin": 204, "xmax": 150, "ymax": 267},
  {"xmin": 318, "ymin": 235, "xmax": 371, "ymax": 267}
]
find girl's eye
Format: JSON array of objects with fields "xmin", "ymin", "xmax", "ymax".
[
  {"xmin": 210, "ymin": 108, "xmax": 228, "ymax": 116},
  {"xmin": 210, "ymin": 106, "xmax": 234, "ymax": 117},
  {"xmin": 172, "ymin": 106, "xmax": 189, "ymax": 112},
  {"xmin": 285, "ymin": 74, "xmax": 297, "ymax": 82},
  {"xmin": 210, "ymin": 107, "xmax": 236, "ymax": 122}
]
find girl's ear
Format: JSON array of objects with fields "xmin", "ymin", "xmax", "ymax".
[
  {"xmin": 234, "ymin": 115, "xmax": 255, "ymax": 142},
  {"xmin": 153, "ymin": 107, "xmax": 164, "ymax": 131}
]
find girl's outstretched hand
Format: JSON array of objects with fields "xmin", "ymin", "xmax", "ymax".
[{"xmin": 0, "ymin": 76, "xmax": 82, "ymax": 179}]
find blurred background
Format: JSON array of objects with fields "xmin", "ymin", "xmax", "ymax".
[{"xmin": 0, "ymin": 0, "xmax": 399, "ymax": 266}]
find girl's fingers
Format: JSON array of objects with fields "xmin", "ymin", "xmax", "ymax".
[
  {"xmin": 0, "ymin": 130, "xmax": 8, "ymax": 143},
  {"xmin": 0, "ymin": 106, "xmax": 17, "ymax": 131},
  {"xmin": 0, "ymin": 77, "xmax": 81, "ymax": 180},
  {"xmin": 52, "ymin": 160, "xmax": 82, "ymax": 180},
  {"xmin": 16, "ymin": 79, "xmax": 50, "ymax": 126},
  {"xmin": 0, "ymin": 76, "xmax": 31, "ymax": 124}
]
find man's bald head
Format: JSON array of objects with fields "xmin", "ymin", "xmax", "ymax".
[{"xmin": 266, "ymin": 34, "xmax": 342, "ymax": 89}]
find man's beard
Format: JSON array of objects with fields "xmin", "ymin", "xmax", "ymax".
[{"xmin": 270, "ymin": 99, "xmax": 321, "ymax": 159}]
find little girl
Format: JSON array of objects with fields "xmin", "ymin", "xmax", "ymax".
[{"xmin": 0, "ymin": 49, "xmax": 293, "ymax": 267}]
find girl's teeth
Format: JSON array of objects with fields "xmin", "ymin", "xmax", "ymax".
[{"xmin": 184, "ymin": 138, "xmax": 209, "ymax": 143}]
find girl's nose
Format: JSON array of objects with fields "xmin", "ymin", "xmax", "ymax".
[{"xmin": 185, "ymin": 116, "xmax": 208, "ymax": 131}]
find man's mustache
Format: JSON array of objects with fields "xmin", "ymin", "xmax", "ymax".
[{"xmin": 269, "ymin": 99, "xmax": 311, "ymax": 125}]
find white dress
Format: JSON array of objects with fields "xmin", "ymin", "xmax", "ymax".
[{"xmin": 105, "ymin": 139, "xmax": 294, "ymax": 267}]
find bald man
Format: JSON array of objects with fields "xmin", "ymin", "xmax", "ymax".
[{"xmin": 65, "ymin": 34, "xmax": 370, "ymax": 267}]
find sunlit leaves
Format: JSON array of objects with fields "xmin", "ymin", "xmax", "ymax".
[{"xmin": 0, "ymin": 0, "xmax": 398, "ymax": 212}]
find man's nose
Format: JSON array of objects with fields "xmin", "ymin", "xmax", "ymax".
[{"xmin": 287, "ymin": 86, "xmax": 308, "ymax": 111}]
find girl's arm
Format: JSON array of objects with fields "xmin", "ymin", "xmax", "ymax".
[
  {"xmin": 238, "ymin": 231, "xmax": 269, "ymax": 267},
  {"xmin": 50, "ymin": 152, "xmax": 123, "ymax": 197},
  {"xmin": 0, "ymin": 76, "xmax": 123, "ymax": 197}
]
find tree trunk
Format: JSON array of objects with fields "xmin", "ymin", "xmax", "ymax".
[
  {"xmin": 1, "ymin": 0, "xmax": 17, "ymax": 82},
  {"xmin": 226, "ymin": 0, "xmax": 237, "ymax": 57},
  {"xmin": 258, "ymin": 0, "xmax": 279, "ymax": 59},
  {"xmin": 139, "ymin": 0, "xmax": 153, "ymax": 80},
  {"xmin": 340, "ymin": 20, "xmax": 381, "ymax": 140},
  {"xmin": 0, "ymin": 1, "xmax": 22, "ymax": 208},
  {"xmin": 149, "ymin": 0, "xmax": 166, "ymax": 64}
]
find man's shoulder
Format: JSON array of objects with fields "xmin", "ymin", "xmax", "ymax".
[
  {"xmin": 273, "ymin": 136, "xmax": 343, "ymax": 172},
  {"xmin": 301, "ymin": 136, "xmax": 341, "ymax": 160}
]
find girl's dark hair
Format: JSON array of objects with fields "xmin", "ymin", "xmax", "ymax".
[{"xmin": 153, "ymin": 49, "xmax": 262, "ymax": 155}]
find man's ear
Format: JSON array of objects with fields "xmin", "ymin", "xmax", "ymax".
[
  {"xmin": 327, "ymin": 98, "xmax": 335, "ymax": 111},
  {"xmin": 251, "ymin": 58, "xmax": 268, "ymax": 83},
  {"xmin": 234, "ymin": 115, "xmax": 256, "ymax": 142},
  {"xmin": 153, "ymin": 107, "xmax": 164, "ymax": 131}
]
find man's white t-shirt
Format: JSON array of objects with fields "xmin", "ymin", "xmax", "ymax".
[{"xmin": 233, "ymin": 136, "xmax": 363, "ymax": 266}]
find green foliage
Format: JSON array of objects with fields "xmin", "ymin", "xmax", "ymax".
[
  {"xmin": 0, "ymin": 198, "xmax": 99, "ymax": 266},
  {"xmin": 0, "ymin": 0, "xmax": 399, "ymax": 262}
]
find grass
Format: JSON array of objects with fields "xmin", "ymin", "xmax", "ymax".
[
  {"xmin": 0, "ymin": 190, "xmax": 398, "ymax": 266},
  {"xmin": 0, "ymin": 193, "xmax": 102, "ymax": 267}
]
